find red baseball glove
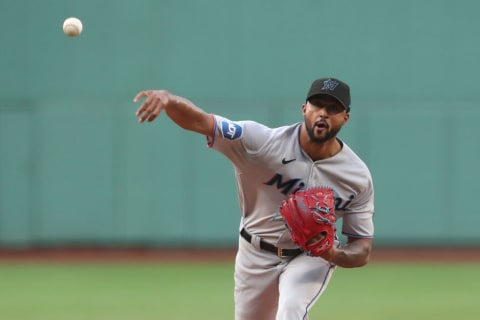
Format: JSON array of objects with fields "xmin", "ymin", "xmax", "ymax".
[{"xmin": 279, "ymin": 187, "xmax": 337, "ymax": 256}]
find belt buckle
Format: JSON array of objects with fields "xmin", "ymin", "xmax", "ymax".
[{"xmin": 277, "ymin": 247, "xmax": 287, "ymax": 258}]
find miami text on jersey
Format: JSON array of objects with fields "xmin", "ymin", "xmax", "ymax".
[{"xmin": 264, "ymin": 173, "xmax": 354, "ymax": 211}]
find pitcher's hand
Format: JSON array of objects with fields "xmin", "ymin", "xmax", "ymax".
[{"xmin": 133, "ymin": 90, "xmax": 172, "ymax": 123}]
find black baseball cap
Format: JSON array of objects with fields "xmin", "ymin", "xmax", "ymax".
[{"xmin": 306, "ymin": 78, "xmax": 351, "ymax": 112}]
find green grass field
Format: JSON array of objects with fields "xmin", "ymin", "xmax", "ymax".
[{"xmin": 0, "ymin": 261, "xmax": 478, "ymax": 320}]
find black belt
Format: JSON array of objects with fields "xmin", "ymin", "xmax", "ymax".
[{"xmin": 240, "ymin": 228, "xmax": 303, "ymax": 258}]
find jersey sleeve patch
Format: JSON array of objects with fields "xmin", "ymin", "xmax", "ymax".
[{"xmin": 221, "ymin": 120, "xmax": 243, "ymax": 140}]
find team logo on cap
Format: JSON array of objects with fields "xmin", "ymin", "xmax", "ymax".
[{"xmin": 321, "ymin": 79, "xmax": 339, "ymax": 91}]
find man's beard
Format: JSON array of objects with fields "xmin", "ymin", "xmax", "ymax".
[{"xmin": 305, "ymin": 121, "xmax": 341, "ymax": 143}]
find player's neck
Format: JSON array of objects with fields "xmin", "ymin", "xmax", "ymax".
[{"xmin": 299, "ymin": 128, "xmax": 342, "ymax": 161}]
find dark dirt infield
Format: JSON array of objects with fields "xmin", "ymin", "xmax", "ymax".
[{"xmin": 0, "ymin": 246, "xmax": 479, "ymax": 263}]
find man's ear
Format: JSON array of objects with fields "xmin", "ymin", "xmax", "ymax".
[
  {"xmin": 343, "ymin": 112, "xmax": 350, "ymax": 124},
  {"xmin": 301, "ymin": 103, "xmax": 307, "ymax": 115}
]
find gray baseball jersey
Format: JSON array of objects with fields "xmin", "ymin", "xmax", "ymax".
[
  {"xmin": 207, "ymin": 115, "xmax": 374, "ymax": 244},
  {"xmin": 207, "ymin": 115, "xmax": 374, "ymax": 320}
]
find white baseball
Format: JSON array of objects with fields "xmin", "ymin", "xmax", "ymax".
[{"xmin": 63, "ymin": 17, "xmax": 83, "ymax": 37}]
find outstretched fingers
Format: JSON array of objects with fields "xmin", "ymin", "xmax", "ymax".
[
  {"xmin": 133, "ymin": 90, "xmax": 171, "ymax": 123},
  {"xmin": 134, "ymin": 91, "xmax": 148, "ymax": 120},
  {"xmin": 134, "ymin": 91, "xmax": 158, "ymax": 123}
]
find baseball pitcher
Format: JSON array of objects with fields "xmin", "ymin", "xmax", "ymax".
[{"xmin": 134, "ymin": 77, "xmax": 374, "ymax": 320}]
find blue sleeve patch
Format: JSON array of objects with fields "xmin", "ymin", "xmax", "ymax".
[{"xmin": 221, "ymin": 120, "xmax": 243, "ymax": 140}]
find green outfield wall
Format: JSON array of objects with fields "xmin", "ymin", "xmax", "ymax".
[{"xmin": 1, "ymin": 0, "xmax": 479, "ymax": 247}]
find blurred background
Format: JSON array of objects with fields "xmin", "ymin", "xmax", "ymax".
[{"xmin": 1, "ymin": 0, "xmax": 480, "ymax": 250}]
